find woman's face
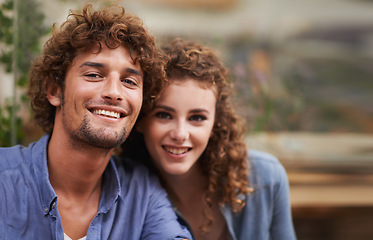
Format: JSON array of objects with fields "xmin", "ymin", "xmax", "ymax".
[{"xmin": 138, "ymin": 78, "xmax": 216, "ymax": 176}]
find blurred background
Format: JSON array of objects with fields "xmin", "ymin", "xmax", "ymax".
[{"xmin": 1, "ymin": 0, "xmax": 373, "ymax": 239}]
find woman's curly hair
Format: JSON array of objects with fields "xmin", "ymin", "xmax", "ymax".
[
  {"xmin": 121, "ymin": 38, "xmax": 252, "ymax": 232},
  {"xmin": 28, "ymin": 4, "xmax": 165, "ymax": 133}
]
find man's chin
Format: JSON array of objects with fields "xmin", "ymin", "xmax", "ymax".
[
  {"xmin": 71, "ymin": 127, "xmax": 128, "ymax": 150},
  {"xmin": 91, "ymin": 139, "xmax": 125, "ymax": 149},
  {"xmin": 68, "ymin": 118, "xmax": 129, "ymax": 150},
  {"xmin": 86, "ymin": 132, "xmax": 128, "ymax": 149}
]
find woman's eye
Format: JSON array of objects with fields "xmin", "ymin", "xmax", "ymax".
[
  {"xmin": 189, "ymin": 115, "xmax": 206, "ymax": 122},
  {"xmin": 155, "ymin": 112, "xmax": 171, "ymax": 119}
]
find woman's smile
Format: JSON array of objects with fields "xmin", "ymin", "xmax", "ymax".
[{"xmin": 138, "ymin": 78, "xmax": 216, "ymax": 176}]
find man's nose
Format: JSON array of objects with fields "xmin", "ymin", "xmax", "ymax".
[{"xmin": 101, "ymin": 76, "xmax": 123, "ymax": 102}]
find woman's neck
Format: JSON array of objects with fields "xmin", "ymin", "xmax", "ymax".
[
  {"xmin": 161, "ymin": 163, "xmax": 207, "ymax": 207},
  {"xmin": 160, "ymin": 164, "xmax": 229, "ymax": 240}
]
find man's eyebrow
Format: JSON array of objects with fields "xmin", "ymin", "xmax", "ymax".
[
  {"xmin": 126, "ymin": 68, "xmax": 143, "ymax": 78},
  {"xmin": 80, "ymin": 61, "xmax": 143, "ymax": 78},
  {"xmin": 80, "ymin": 61, "xmax": 105, "ymax": 68}
]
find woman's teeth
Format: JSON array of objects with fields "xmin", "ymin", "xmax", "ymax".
[{"xmin": 164, "ymin": 147, "xmax": 189, "ymax": 155}]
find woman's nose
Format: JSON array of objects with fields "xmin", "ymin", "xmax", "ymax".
[{"xmin": 170, "ymin": 122, "xmax": 189, "ymax": 143}]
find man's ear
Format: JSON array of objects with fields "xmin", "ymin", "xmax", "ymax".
[{"xmin": 45, "ymin": 81, "xmax": 62, "ymax": 107}]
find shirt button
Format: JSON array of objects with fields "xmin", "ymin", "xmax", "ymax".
[
  {"xmin": 52, "ymin": 202, "xmax": 56, "ymax": 209},
  {"xmin": 44, "ymin": 207, "xmax": 49, "ymax": 213}
]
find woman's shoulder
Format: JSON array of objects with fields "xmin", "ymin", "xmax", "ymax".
[
  {"xmin": 248, "ymin": 149, "xmax": 283, "ymax": 171},
  {"xmin": 247, "ymin": 149, "xmax": 288, "ymax": 187}
]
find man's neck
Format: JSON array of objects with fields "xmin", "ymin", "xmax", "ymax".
[{"xmin": 47, "ymin": 131, "xmax": 113, "ymax": 198}]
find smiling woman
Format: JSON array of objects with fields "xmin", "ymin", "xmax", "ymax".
[{"xmin": 121, "ymin": 38, "xmax": 296, "ymax": 240}]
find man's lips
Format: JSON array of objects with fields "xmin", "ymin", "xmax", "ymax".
[{"xmin": 163, "ymin": 146, "xmax": 192, "ymax": 155}]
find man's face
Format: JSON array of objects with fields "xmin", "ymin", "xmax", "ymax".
[{"xmin": 51, "ymin": 44, "xmax": 143, "ymax": 149}]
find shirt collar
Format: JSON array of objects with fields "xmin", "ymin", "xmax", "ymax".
[
  {"xmin": 32, "ymin": 134, "xmax": 57, "ymax": 215},
  {"xmin": 98, "ymin": 157, "xmax": 122, "ymax": 213}
]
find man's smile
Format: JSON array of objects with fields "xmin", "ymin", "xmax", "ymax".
[{"xmin": 92, "ymin": 109, "xmax": 122, "ymax": 119}]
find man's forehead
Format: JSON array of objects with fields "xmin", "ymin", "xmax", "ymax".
[{"xmin": 72, "ymin": 43, "xmax": 140, "ymax": 67}]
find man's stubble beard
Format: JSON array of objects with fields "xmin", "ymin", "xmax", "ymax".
[
  {"xmin": 63, "ymin": 111, "xmax": 129, "ymax": 150},
  {"xmin": 78, "ymin": 117, "xmax": 127, "ymax": 149}
]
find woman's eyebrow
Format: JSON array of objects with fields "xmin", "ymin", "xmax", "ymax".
[
  {"xmin": 155, "ymin": 105, "xmax": 209, "ymax": 114},
  {"xmin": 190, "ymin": 109, "xmax": 209, "ymax": 114},
  {"xmin": 154, "ymin": 105, "xmax": 174, "ymax": 112}
]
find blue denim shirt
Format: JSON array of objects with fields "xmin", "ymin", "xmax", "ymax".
[
  {"xmin": 175, "ymin": 150, "xmax": 296, "ymax": 240},
  {"xmin": 0, "ymin": 135, "xmax": 191, "ymax": 240},
  {"xmin": 222, "ymin": 150, "xmax": 297, "ymax": 240}
]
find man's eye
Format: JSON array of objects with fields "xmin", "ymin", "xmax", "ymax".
[
  {"xmin": 189, "ymin": 115, "xmax": 206, "ymax": 122},
  {"xmin": 85, "ymin": 73, "xmax": 102, "ymax": 79},
  {"xmin": 122, "ymin": 78, "xmax": 137, "ymax": 86},
  {"xmin": 155, "ymin": 112, "xmax": 171, "ymax": 119}
]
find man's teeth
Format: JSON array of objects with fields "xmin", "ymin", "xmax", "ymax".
[
  {"xmin": 93, "ymin": 109, "xmax": 120, "ymax": 119},
  {"xmin": 165, "ymin": 147, "xmax": 189, "ymax": 155}
]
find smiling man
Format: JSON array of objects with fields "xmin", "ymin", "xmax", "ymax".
[
  {"xmin": 0, "ymin": 4, "xmax": 191, "ymax": 240},
  {"xmin": 48, "ymin": 44, "xmax": 142, "ymax": 151}
]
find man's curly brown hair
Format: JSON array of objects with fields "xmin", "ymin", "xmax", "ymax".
[
  {"xmin": 28, "ymin": 4, "xmax": 165, "ymax": 133},
  {"xmin": 121, "ymin": 38, "xmax": 252, "ymax": 232}
]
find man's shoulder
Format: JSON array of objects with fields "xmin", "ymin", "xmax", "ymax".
[
  {"xmin": 109, "ymin": 156, "xmax": 166, "ymax": 210},
  {"xmin": 0, "ymin": 144, "xmax": 28, "ymax": 171},
  {"xmin": 0, "ymin": 137, "xmax": 48, "ymax": 223},
  {"xmin": 112, "ymin": 155, "xmax": 150, "ymax": 174},
  {"xmin": 0, "ymin": 136, "xmax": 47, "ymax": 171},
  {"xmin": 111, "ymin": 155, "xmax": 156, "ymax": 185}
]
